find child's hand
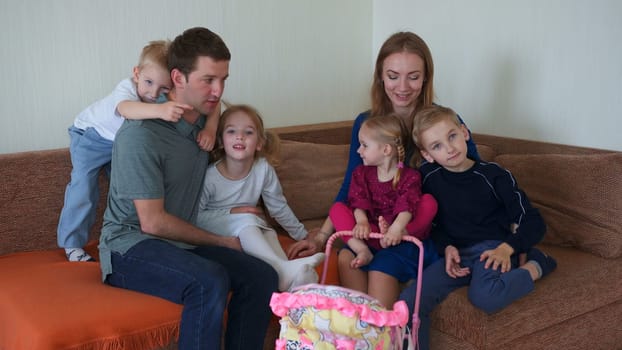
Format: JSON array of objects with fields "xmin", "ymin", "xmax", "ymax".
[
  {"xmin": 352, "ymin": 222, "xmax": 370, "ymax": 239},
  {"xmin": 380, "ymin": 223, "xmax": 404, "ymax": 248},
  {"xmin": 159, "ymin": 101, "xmax": 193, "ymax": 122},
  {"xmin": 196, "ymin": 128, "xmax": 215, "ymax": 151},
  {"xmin": 445, "ymin": 245, "xmax": 470, "ymax": 278},
  {"xmin": 480, "ymin": 242, "xmax": 514, "ymax": 273}
]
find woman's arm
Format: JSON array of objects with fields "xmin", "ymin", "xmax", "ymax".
[
  {"xmin": 456, "ymin": 113, "xmax": 480, "ymax": 161},
  {"xmin": 334, "ymin": 112, "xmax": 369, "ymax": 202},
  {"xmin": 288, "ymin": 112, "xmax": 370, "ymax": 259}
]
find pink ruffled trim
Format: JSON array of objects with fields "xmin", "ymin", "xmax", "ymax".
[{"xmin": 270, "ymin": 290, "xmax": 409, "ymax": 327}]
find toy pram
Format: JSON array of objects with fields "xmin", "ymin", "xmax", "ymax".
[{"xmin": 269, "ymin": 231, "xmax": 424, "ymax": 350}]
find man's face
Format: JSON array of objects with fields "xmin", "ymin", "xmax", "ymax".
[{"xmin": 176, "ymin": 56, "xmax": 229, "ymax": 115}]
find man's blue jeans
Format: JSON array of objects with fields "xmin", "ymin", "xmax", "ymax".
[{"xmin": 106, "ymin": 239, "xmax": 278, "ymax": 350}]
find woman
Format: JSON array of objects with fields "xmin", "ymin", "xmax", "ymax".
[{"xmin": 287, "ymin": 32, "xmax": 479, "ymax": 304}]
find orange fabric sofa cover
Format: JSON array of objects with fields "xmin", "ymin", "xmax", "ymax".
[
  {"xmin": 0, "ymin": 242, "xmax": 339, "ymax": 350},
  {"xmin": 0, "ymin": 245, "xmax": 182, "ymax": 350}
]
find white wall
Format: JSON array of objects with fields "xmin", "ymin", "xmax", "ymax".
[
  {"xmin": 0, "ymin": 0, "xmax": 372, "ymax": 153},
  {"xmin": 373, "ymin": 0, "xmax": 622, "ymax": 151},
  {"xmin": 3, "ymin": 1, "xmax": 620, "ymax": 153}
]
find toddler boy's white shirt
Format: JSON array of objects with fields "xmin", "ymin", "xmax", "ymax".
[{"xmin": 73, "ymin": 78, "xmax": 138, "ymax": 141}]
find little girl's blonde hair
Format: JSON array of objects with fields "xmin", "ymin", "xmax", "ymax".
[
  {"xmin": 211, "ymin": 104, "xmax": 281, "ymax": 166},
  {"xmin": 361, "ymin": 114, "xmax": 408, "ymax": 189}
]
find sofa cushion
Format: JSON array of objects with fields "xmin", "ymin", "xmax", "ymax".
[
  {"xmin": 431, "ymin": 244, "xmax": 622, "ymax": 349},
  {"xmin": 275, "ymin": 140, "xmax": 349, "ymax": 221},
  {"xmin": 0, "ymin": 247, "xmax": 181, "ymax": 350},
  {"xmin": 494, "ymin": 153, "xmax": 622, "ymax": 258}
]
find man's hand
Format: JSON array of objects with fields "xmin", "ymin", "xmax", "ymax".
[
  {"xmin": 445, "ymin": 245, "xmax": 470, "ymax": 278},
  {"xmin": 480, "ymin": 242, "xmax": 514, "ymax": 273},
  {"xmin": 220, "ymin": 236, "xmax": 242, "ymax": 251},
  {"xmin": 286, "ymin": 228, "xmax": 325, "ymax": 259}
]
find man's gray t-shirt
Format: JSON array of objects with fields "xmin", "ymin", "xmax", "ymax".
[{"xmin": 98, "ymin": 117, "xmax": 208, "ymax": 281}]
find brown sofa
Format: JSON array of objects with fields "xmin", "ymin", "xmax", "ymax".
[{"xmin": 1, "ymin": 120, "xmax": 621, "ymax": 350}]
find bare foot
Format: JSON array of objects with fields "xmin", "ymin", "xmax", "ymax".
[
  {"xmin": 351, "ymin": 249, "xmax": 373, "ymax": 268},
  {"xmin": 378, "ymin": 215, "xmax": 389, "ymax": 234}
]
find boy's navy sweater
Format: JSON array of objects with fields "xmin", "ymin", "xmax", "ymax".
[{"xmin": 420, "ymin": 160, "xmax": 546, "ymax": 255}]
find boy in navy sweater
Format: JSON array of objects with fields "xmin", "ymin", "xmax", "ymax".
[{"xmin": 406, "ymin": 105, "xmax": 557, "ymax": 350}]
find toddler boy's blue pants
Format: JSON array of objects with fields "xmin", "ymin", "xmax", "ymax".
[{"xmin": 57, "ymin": 126, "xmax": 112, "ymax": 248}]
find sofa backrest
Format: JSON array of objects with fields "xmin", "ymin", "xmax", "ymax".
[
  {"xmin": 0, "ymin": 121, "xmax": 352, "ymax": 256},
  {"xmin": 0, "ymin": 149, "xmax": 108, "ymax": 255},
  {"xmin": 2, "ymin": 121, "xmax": 620, "ymax": 259},
  {"xmin": 273, "ymin": 125, "xmax": 622, "ymax": 259}
]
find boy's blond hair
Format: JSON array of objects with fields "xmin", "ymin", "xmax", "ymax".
[
  {"xmin": 410, "ymin": 105, "xmax": 462, "ymax": 166},
  {"xmin": 138, "ymin": 40, "xmax": 170, "ymax": 69}
]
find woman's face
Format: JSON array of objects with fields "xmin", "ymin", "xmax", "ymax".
[{"xmin": 382, "ymin": 51, "xmax": 426, "ymax": 116}]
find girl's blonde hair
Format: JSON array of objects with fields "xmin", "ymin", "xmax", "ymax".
[
  {"xmin": 211, "ymin": 104, "xmax": 281, "ymax": 166},
  {"xmin": 411, "ymin": 105, "xmax": 461, "ymax": 166},
  {"xmin": 362, "ymin": 114, "xmax": 408, "ymax": 189}
]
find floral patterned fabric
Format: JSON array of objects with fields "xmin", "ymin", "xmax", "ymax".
[{"xmin": 270, "ymin": 284, "xmax": 408, "ymax": 350}]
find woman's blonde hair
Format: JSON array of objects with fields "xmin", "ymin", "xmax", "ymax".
[
  {"xmin": 362, "ymin": 114, "xmax": 408, "ymax": 189},
  {"xmin": 211, "ymin": 104, "xmax": 281, "ymax": 166}
]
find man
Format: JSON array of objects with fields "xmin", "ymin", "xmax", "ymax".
[{"xmin": 98, "ymin": 27, "xmax": 278, "ymax": 350}]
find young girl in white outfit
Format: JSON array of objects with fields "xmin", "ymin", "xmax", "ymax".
[{"xmin": 196, "ymin": 104, "xmax": 325, "ymax": 291}]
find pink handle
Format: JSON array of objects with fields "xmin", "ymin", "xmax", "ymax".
[{"xmin": 319, "ymin": 230, "xmax": 424, "ymax": 342}]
